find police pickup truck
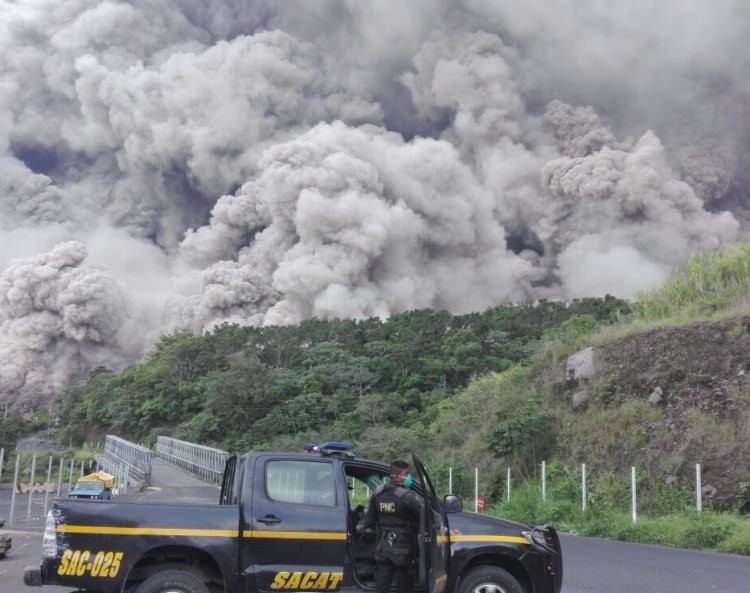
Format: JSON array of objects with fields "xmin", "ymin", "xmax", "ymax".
[{"xmin": 24, "ymin": 445, "xmax": 562, "ymax": 593}]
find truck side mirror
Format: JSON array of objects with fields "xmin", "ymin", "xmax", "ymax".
[{"xmin": 443, "ymin": 495, "xmax": 463, "ymax": 513}]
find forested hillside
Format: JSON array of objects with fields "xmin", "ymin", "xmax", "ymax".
[{"xmin": 49, "ymin": 298, "xmax": 627, "ymax": 464}]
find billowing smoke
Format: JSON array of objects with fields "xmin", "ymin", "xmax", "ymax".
[
  {"xmin": 1, "ymin": 0, "xmax": 748, "ymax": 408},
  {"xmin": 177, "ymin": 121, "xmax": 533, "ymax": 329},
  {"xmin": 0, "ymin": 241, "xmax": 128, "ymax": 409}
]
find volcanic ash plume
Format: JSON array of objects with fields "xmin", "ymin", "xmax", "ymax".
[
  {"xmin": 1, "ymin": 0, "xmax": 748, "ymax": 407},
  {"xmin": 0, "ymin": 242, "xmax": 129, "ymax": 408},
  {"xmin": 541, "ymin": 102, "xmax": 739, "ymax": 297},
  {"xmin": 178, "ymin": 121, "xmax": 534, "ymax": 330}
]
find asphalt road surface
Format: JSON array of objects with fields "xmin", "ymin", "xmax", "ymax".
[
  {"xmin": 2, "ymin": 459, "xmax": 749, "ymax": 592},
  {"xmin": 559, "ymin": 532, "xmax": 750, "ymax": 593}
]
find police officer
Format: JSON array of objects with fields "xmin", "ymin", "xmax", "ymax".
[{"xmin": 363, "ymin": 460, "xmax": 422, "ymax": 593}]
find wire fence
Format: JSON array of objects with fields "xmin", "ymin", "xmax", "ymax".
[
  {"xmin": 2, "ymin": 439, "xmax": 711, "ymax": 528},
  {"xmin": 0, "ymin": 448, "xmax": 132, "ymax": 527},
  {"xmin": 0, "ymin": 435, "xmax": 151, "ymax": 526},
  {"xmin": 443, "ymin": 460, "xmax": 708, "ymax": 521}
]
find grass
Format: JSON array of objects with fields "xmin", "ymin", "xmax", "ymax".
[
  {"xmin": 487, "ymin": 479, "xmax": 750, "ymax": 555},
  {"xmin": 635, "ymin": 243, "xmax": 750, "ymax": 323}
]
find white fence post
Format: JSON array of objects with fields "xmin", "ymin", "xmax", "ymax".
[
  {"xmin": 27, "ymin": 453, "xmax": 37, "ymax": 520},
  {"xmin": 631, "ymin": 466, "xmax": 637, "ymax": 523},
  {"xmin": 582, "ymin": 463, "xmax": 587, "ymax": 512},
  {"xmin": 56, "ymin": 458, "xmax": 64, "ymax": 497},
  {"xmin": 0, "ymin": 447, "xmax": 4, "ymax": 482},
  {"xmin": 474, "ymin": 467, "xmax": 479, "ymax": 512},
  {"xmin": 507, "ymin": 467, "xmax": 511, "ymax": 502},
  {"xmin": 68, "ymin": 458, "xmax": 74, "ymax": 490},
  {"xmin": 541, "ymin": 460, "xmax": 546, "ymax": 502},
  {"xmin": 9, "ymin": 453, "xmax": 20, "ymax": 526},
  {"xmin": 696, "ymin": 463, "xmax": 702, "ymax": 513},
  {"xmin": 43, "ymin": 455, "xmax": 53, "ymax": 514},
  {"xmin": 448, "ymin": 467, "xmax": 453, "ymax": 494}
]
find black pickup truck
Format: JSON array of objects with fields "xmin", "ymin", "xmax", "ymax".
[{"xmin": 24, "ymin": 447, "xmax": 562, "ymax": 593}]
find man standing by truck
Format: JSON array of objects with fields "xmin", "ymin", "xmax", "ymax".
[{"xmin": 363, "ymin": 460, "xmax": 422, "ymax": 593}]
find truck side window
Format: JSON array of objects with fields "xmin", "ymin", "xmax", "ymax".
[{"xmin": 266, "ymin": 460, "xmax": 336, "ymax": 507}]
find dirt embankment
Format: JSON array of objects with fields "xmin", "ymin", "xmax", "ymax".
[{"xmin": 564, "ymin": 317, "xmax": 750, "ymax": 509}]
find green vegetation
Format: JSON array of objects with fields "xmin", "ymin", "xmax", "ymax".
[
  {"xmin": 488, "ymin": 469, "xmax": 750, "ymax": 555},
  {"xmin": 635, "ymin": 242, "xmax": 750, "ymax": 323},
  {"xmin": 55, "ymin": 298, "xmax": 627, "ymax": 455}
]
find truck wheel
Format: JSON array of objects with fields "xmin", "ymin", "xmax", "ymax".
[
  {"xmin": 458, "ymin": 566, "xmax": 524, "ymax": 593},
  {"xmin": 135, "ymin": 569, "xmax": 210, "ymax": 593}
]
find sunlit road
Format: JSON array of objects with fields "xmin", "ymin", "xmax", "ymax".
[{"xmin": 3, "ymin": 462, "xmax": 749, "ymax": 592}]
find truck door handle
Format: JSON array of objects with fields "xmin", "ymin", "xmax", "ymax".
[{"xmin": 257, "ymin": 515, "xmax": 282, "ymax": 524}]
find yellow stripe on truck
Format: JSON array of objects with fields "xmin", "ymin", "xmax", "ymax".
[
  {"xmin": 243, "ymin": 531, "xmax": 347, "ymax": 540},
  {"xmin": 57, "ymin": 526, "xmax": 238, "ymax": 537},
  {"xmin": 438, "ymin": 535, "xmax": 529, "ymax": 545},
  {"xmin": 56, "ymin": 525, "xmax": 346, "ymax": 541}
]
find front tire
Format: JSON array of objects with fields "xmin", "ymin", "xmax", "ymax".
[
  {"xmin": 458, "ymin": 566, "xmax": 524, "ymax": 593},
  {"xmin": 135, "ymin": 569, "xmax": 210, "ymax": 593}
]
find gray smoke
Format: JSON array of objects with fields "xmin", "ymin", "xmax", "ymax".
[
  {"xmin": 1, "ymin": 0, "xmax": 749, "ymax": 408},
  {"xmin": 0, "ymin": 241, "xmax": 127, "ymax": 408},
  {"xmin": 177, "ymin": 121, "xmax": 533, "ymax": 329}
]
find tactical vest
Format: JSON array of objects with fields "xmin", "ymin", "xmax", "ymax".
[{"xmin": 372, "ymin": 483, "xmax": 418, "ymax": 565}]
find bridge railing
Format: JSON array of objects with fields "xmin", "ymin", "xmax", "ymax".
[
  {"xmin": 101, "ymin": 434, "xmax": 152, "ymax": 484},
  {"xmin": 156, "ymin": 436, "xmax": 229, "ymax": 483}
]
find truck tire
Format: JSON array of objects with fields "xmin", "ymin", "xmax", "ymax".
[
  {"xmin": 135, "ymin": 569, "xmax": 210, "ymax": 593},
  {"xmin": 458, "ymin": 566, "xmax": 524, "ymax": 593}
]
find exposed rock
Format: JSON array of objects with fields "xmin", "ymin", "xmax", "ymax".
[
  {"xmin": 586, "ymin": 316, "xmax": 750, "ymax": 507},
  {"xmin": 15, "ymin": 437, "xmax": 57, "ymax": 452},
  {"xmin": 702, "ymin": 484, "xmax": 718, "ymax": 498},
  {"xmin": 566, "ymin": 347, "xmax": 595, "ymax": 382},
  {"xmin": 648, "ymin": 386, "xmax": 663, "ymax": 405},
  {"xmin": 572, "ymin": 391, "xmax": 589, "ymax": 410}
]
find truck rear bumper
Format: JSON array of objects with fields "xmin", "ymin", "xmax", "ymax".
[{"xmin": 23, "ymin": 565, "xmax": 43, "ymax": 587}]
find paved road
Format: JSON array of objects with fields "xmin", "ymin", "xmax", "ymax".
[
  {"xmin": 559, "ymin": 532, "xmax": 750, "ymax": 593},
  {"xmin": 3, "ymin": 460, "xmax": 749, "ymax": 592}
]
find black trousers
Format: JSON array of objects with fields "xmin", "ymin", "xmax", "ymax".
[{"xmin": 375, "ymin": 559, "xmax": 414, "ymax": 593}]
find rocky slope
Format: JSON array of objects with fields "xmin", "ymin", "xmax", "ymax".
[{"xmin": 561, "ymin": 317, "xmax": 750, "ymax": 510}]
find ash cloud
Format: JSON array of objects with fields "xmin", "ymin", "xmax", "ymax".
[
  {"xmin": 0, "ymin": 241, "xmax": 128, "ymax": 408},
  {"xmin": 1, "ymin": 0, "xmax": 748, "ymax": 408}
]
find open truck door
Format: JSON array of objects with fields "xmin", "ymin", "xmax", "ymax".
[{"xmin": 412, "ymin": 454, "xmax": 449, "ymax": 593}]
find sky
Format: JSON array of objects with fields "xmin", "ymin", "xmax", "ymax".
[{"xmin": 1, "ymin": 0, "xmax": 748, "ymax": 408}]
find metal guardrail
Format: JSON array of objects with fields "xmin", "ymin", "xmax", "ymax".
[
  {"xmin": 102, "ymin": 435, "xmax": 152, "ymax": 483},
  {"xmin": 156, "ymin": 436, "xmax": 228, "ymax": 482}
]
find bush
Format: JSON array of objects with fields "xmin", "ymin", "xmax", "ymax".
[
  {"xmin": 715, "ymin": 520, "xmax": 750, "ymax": 555},
  {"xmin": 488, "ymin": 483, "xmax": 749, "ymax": 556},
  {"xmin": 678, "ymin": 512, "xmax": 737, "ymax": 549},
  {"xmin": 490, "ymin": 480, "xmax": 583, "ymax": 530}
]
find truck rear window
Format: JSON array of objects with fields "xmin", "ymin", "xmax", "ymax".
[{"xmin": 266, "ymin": 460, "xmax": 336, "ymax": 507}]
